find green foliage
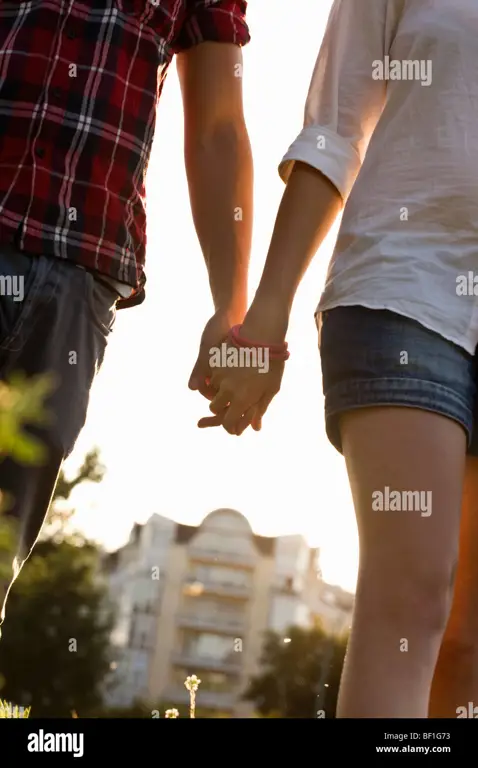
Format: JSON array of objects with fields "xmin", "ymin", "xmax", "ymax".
[
  {"xmin": 93, "ymin": 701, "xmax": 154, "ymax": 718},
  {"xmin": 0, "ymin": 373, "xmax": 52, "ymax": 467},
  {"xmin": 0, "ymin": 370, "xmax": 112, "ymax": 719},
  {"xmin": 243, "ymin": 623, "xmax": 348, "ymax": 718},
  {"xmin": 0, "ymin": 539, "xmax": 114, "ymax": 717},
  {"xmin": 94, "ymin": 701, "xmax": 220, "ymax": 718},
  {"xmin": 0, "ymin": 372, "xmax": 52, "ymax": 647},
  {"xmin": 40, "ymin": 448, "xmax": 106, "ymax": 545},
  {"xmin": 53, "ymin": 448, "xmax": 105, "ymax": 504},
  {"xmin": 0, "ymin": 700, "xmax": 31, "ymax": 718},
  {"xmin": 0, "ymin": 435, "xmax": 113, "ymax": 718},
  {"xmin": 0, "ymin": 517, "xmax": 19, "ymax": 584}
]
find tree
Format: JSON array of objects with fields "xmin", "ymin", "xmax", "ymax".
[
  {"xmin": 93, "ymin": 700, "xmax": 225, "ymax": 718},
  {"xmin": 39, "ymin": 447, "xmax": 106, "ymax": 546},
  {"xmin": 0, "ymin": 373, "xmax": 51, "ymax": 585},
  {"xmin": 242, "ymin": 623, "xmax": 348, "ymax": 718},
  {"xmin": 0, "ymin": 538, "xmax": 114, "ymax": 716},
  {"xmin": 0, "ymin": 445, "xmax": 113, "ymax": 717},
  {"xmin": 0, "ymin": 373, "xmax": 52, "ymax": 467},
  {"xmin": 53, "ymin": 447, "xmax": 105, "ymax": 504}
]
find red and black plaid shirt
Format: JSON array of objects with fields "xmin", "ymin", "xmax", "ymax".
[{"xmin": 0, "ymin": 0, "xmax": 250, "ymax": 308}]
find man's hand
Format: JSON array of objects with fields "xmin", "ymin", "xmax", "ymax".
[
  {"xmin": 198, "ymin": 352, "xmax": 285, "ymax": 435},
  {"xmin": 188, "ymin": 309, "xmax": 243, "ymax": 404},
  {"xmin": 197, "ymin": 304, "xmax": 289, "ymax": 435}
]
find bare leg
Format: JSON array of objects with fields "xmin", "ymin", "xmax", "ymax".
[
  {"xmin": 336, "ymin": 407, "xmax": 466, "ymax": 717},
  {"xmin": 430, "ymin": 455, "xmax": 478, "ymax": 717}
]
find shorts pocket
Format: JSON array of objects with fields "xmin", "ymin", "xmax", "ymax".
[
  {"xmin": 84, "ymin": 272, "xmax": 117, "ymax": 338},
  {"xmin": 316, "ymin": 309, "xmax": 330, "ymax": 349}
]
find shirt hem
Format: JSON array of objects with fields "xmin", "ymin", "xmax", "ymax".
[
  {"xmin": 0, "ymin": 218, "xmax": 144, "ymax": 309},
  {"xmin": 314, "ymin": 300, "xmax": 476, "ymax": 356}
]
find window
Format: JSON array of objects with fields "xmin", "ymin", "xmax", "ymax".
[
  {"xmin": 193, "ymin": 565, "xmax": 250, "ymax": 588},
  {"xmin": 193, "ymin": 531, "xmax": 254, "ymax": 557},
  {"xmin": 173, "ymin": 668, "xmax": 235, "ymax": 693},
  {"xmin": 182, "ymin": 596, "xmax": 244, "ymax": 618},
  {"xmin": 182, "ymin": 632, "xmax": 236, "ymax": 662},
  {"xmin": 132, "ymin": 669, "xmax": 145, "ymax": 689}
]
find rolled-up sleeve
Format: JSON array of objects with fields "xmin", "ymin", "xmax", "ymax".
[
  {"xmin": 279, "ymin": 0, "xmax": 390, "ymax": 201},
  {"xmin": 173, "ymin": 0, "xmax": 250, "ymax": 53}
]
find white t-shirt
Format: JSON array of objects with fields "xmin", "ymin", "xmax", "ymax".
[{"xmin": 279, "ymin": 0, "xmax": 478, "ymax": 355}]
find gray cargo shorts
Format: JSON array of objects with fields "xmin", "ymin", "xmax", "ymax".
[{"xmin": 0, "ymin": 241, "xmax": 119, "ymax": 630}]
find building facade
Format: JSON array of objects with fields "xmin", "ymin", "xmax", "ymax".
[{"xmin": 103, "ymin": 508, "xmax": 352, "ymax": 717}]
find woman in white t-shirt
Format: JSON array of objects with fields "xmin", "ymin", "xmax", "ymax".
[{"xmin": 202, "ymin": 0, "xmax": 478, "ymax": 717}]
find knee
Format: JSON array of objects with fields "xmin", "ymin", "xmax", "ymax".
[{"xmin": 360, "ymin": 560, "xmax": 457, "ymax": 634}]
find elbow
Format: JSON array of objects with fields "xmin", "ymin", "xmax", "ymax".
[{"xmin": 185, "ymin": 118, "xmax": 251, "ymax": 159}]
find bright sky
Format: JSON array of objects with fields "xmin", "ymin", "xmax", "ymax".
[{"xmin": 66, "ymin": 0, "xmax": 359, "ymax": 593}]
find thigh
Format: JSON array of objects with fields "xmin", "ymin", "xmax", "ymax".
[
  {"xmin": 340, "ymin": 407, "xmax": 465, "ymax": 598},
  {"xmin": 318, "ymin": 306, "xmax": 470, "ymax": 600}
]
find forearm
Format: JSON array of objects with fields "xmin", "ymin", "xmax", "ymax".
[
  {"xmin": 185, "ymin": 123, "xmax": 253, "ymax": 320},
  {"xmin": 243, "ymin": 162, "xmax": 343, "ymax": 342}
]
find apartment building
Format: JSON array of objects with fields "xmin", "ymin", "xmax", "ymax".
[
  {"xmin": 103, "ymin": 508, "xmax": 352, "ymax": 717},
  {"xmin": 311, "ymin": 581, "xmax": 354, "ymax": 636}
]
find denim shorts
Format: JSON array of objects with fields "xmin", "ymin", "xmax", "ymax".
[{"xmin": 318, "ymin": 305, "xmax": 478, "ymax": 455}]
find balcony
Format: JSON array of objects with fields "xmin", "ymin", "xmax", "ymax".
[
  {"xmin": 189, "ymin": 546, "xmax": 255, "ymax": 569},
  {"xmin": 176, "ymin": 613, "xmax": 245, "ymax": 634},
  {"xmin": 171, "ymin": 651, "xmax": 242, "ymax": 674},
  {"xmin": 183, "ymin": 579, "xmax": 250, "ymax": 599},
  {"xmin": 164, "ymin": 686, "xmax": 236, "ymax": 710}
]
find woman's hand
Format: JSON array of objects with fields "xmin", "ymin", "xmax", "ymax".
[{"xmin": 197, "ymin": 301, "xmax": 290, "ymax": 435}]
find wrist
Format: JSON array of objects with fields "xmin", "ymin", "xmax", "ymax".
[
  {"xmin": 214, "ymin": 295, "xmax": 248, "ymax": 326},
  {"xmin": 240, "ymin": 297, "xmax": 290, "ymax": 345}
]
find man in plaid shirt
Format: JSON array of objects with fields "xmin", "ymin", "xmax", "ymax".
[{"xmin": 0, "ymin": 0, "xmax": 252, "ymax": 629}]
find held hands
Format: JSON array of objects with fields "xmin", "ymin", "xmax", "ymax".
[
  {"xmin": 188, "ymin": 309, "xmax": 235, "ymax": 402},
  {"xmin": 194, "ymin": 307, "xmax": 290, "ymax": 436}
]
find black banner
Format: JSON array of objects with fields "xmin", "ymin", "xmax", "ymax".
[{"xmin": 1, "ymin": 718, "xmax": 475, "ymax": 761}]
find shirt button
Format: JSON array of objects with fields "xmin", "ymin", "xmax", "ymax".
[
  {"xmin": 35, "ymin": 147, "xmax": 45, "ymax": 158},
  {"xmin": 66, "ymin": 28, "xmax": 76, "ymax": 39},
  {"xmin": 52, "ymin": 87, "xmax": 61, "ymax": 99}
]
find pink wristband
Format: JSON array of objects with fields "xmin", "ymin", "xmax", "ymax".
[
  {"xmin": 229, "ymin": 324, "xmax": 288, "ymax": 351},
  {"xmin": 228, "ymin": 325, "xmax": 290, "ymax": 361}
]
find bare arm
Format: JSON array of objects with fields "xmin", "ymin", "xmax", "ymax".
[
  {"xmin": 177, "ymin": 42, "xmax": 253, "ymax": 322},
  {"xmin": 238, "ymin": 0, "xmax": 391, "ymax": 343},
  {"xmin": 202, "ymin": 0, "xmax": 392, "ymax": 434},
  {"xmin": 241, "ymin": 162, "xmax": 343, "ymax": 342}
]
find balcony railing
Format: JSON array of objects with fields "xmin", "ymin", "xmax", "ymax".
[
  {"xmin": 176, "ymin": 612, "xmax": 245, "ymax": 633},
  {"xmin": 164, "ymin": 686, "xmax": 236, "ymax": 710},
  {"xmin": 171, "ymin": 651, "xmax": 242, "ymax": 673},
  {"xmin": 183, "ymin": 579, "xmax": 250, "ymax": 599},
  {"xmin": 189, "ymin": 546, "xmax": 255, "ymax": 568}
]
